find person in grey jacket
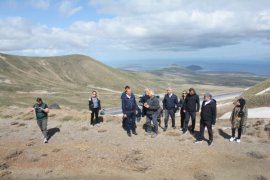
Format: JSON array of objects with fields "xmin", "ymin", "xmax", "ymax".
[{"xmin": 144, "ymin": 89, "xmax": 160, "ymax": 138}]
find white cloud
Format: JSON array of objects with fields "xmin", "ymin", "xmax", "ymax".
[
  {"xmin": 59, "ymin": 0, "xmax": 82, "ymax": 17},
  {"xmin": 1, "ymin": 0, "xmax": 270, "ymax": 56},
  {"xmin": 31, "ymin": 0, "xmax": 50, "ymax": 10}
]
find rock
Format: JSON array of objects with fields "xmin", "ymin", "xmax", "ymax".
[{"xmin": 49, "ymin": 103, "xmax": 61, "ymax": 109}]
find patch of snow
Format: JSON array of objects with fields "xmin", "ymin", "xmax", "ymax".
[
  {"xmin": 219, "ymin": 107, "xmax": 270, "ymax": 119},
  {"xmin": 255, "ymin": 87, "xmax": 270, "ymax": 96}
]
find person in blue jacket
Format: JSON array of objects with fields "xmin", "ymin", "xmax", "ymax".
[
  {"xmin": 162, "ymin": 87, "xmax": 179, "ymax": 131},
  {"xmin": 121, "ymin": 86, "xmax": 138, "ymax": 137}
]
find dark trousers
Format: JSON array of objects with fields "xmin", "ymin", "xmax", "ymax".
[
  {"xmin": 232, "ymin": 128, "xmax": 242, "ymax": 139},
  {"xmin": 126, "ymin": 112, "xmax": 136, "ymax": 133},
  {"xmin": 37, "ymin": 119, "xmax": 48, "ymax": 139},
  {"xmin": 164, "ymin": 109, "xmax": 175, "ymax": 128},
  {"xmin": 184, "ymin": 111, "xmax": 196, "ymax": 131},
  {"xmin": 146, "ymin": 112, "xmax": 158, "ymax": 134},
  {"xmin": 198, "ymin": 121, "xmax": 213, "ymax": 141},
  {"xmin": 180, "ymin": 109, "xmax": 185, "ymax": 129},
  {"xmin": 91, "ymin": 108, "xmax": 99, "ymax": 125}
]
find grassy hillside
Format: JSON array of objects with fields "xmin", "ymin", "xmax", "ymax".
[
  {"xmin": 0, "ymin": 53, "xmax": 263, "ymax": 109},
  {"xmin": 242, "ymin": 79, "xmax": 270, "ymax": 107}
]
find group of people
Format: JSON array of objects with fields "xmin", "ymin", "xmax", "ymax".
[
  {"xmin": 30, "ymin": 86, "xmax": 248, "ymax": 145},
  {"xmin": 120, "ymin": 85, "xmax": 248, "ymax": 146}
]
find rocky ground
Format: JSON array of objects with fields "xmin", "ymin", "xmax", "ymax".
[{"xmin": 0, "ymin": 107, "xmax": 270, "ymax": 180}]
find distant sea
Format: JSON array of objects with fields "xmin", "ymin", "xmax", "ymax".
[{"xmin": 105, "ymin": 59, "xmax": 270, "ymax": 76}]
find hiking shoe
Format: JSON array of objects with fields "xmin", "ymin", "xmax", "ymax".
[
  {"xmin": 236, "ymin": 139, "xmax": 241, "ymax": 143},
  {"xmin": 145, "ymin": 132, "xmax": 151, "ymax": 136},
  {"xmin": 172, "ymin": 126, "xmax": 176, "ymax": 129},
  {"xmin": 194, "ymin": 140, "xmax": 203, "ymax": 144},
  {"xmin": 230, "ymin": 137, "xmax": 236, "ymax": 142},
  {"xmin": 151, "ymin": 133, "xmax": 157, "ymax": 138},
  {"xmin": 95, "ymin": 123, "xmax": 101, "ymax": 127},
  {"xmin": 127, "ymin": 132, "xmax": 132, "ymax": 137},
  {"xmin": 163, "ymin": 127, "xmax": 167, "ymax": 132},
  {"xmin": 43, "ymin": 138, "xmax": 48, "ymax": 143},
  {"xmin": 90, "ymin": 124, "xmax": 94, "ymax": 128},
  {"xmin": 132, "ymin": 131, "xmax": 138, "ymax": 135},
  {"xmin": 183, "ymin": 130, "xmax": 188, "ymax": 135},
  {"xmin": 208, "ymin": 140, "xmax": 213, "ymax": 146}
]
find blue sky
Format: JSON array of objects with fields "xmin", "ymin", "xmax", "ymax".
[{"xmin": 0, "ymin": 0, "xmax": 270, "ymax": 63}]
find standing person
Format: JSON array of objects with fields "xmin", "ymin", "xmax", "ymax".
[
  {"xmin": 89, "ymin": 90, "xmax": 101, "ymax": 127},
  {"xmin": 121, "ymin": 85, "xmax": 131, "ymax": 130},
  {"xmin": 144, "ymin": 89, "xmax": 160, "ymax": 138},
  {"xmin": 179, "ymin": 90, "xmax": 187, "ymax": 131},
  {"xmin": 121, "ymin": 87, "xmax": 138, "ymax": 137},
  {"xmin": 229, "ymin": 98, "xmax": 248, "ymax": 143},
  {"xmin": 183, "ymin": 88, "xmax": 200, "ymax": 134},
  {"xmin": 194, "ymin": 93, "xmax": 216, "ymax": 146},
  {"xmin": 162, "ymin": 87, "xmax": 179, "ymax": 131},
  {"xmin": 30, "ymin": 98, "xmax": 49, "ymax": 143},
  {"xmin": 139, "ymin": 88, "xmax": 150, "ymax": 118}
]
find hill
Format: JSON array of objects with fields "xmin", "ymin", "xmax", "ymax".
[
  {"xmin": 242, "ymin": 78, "xmax": 270, "ymax": 107},
  {"xmin": 0, "ymin": 53, "xmax": 266, "ymax": 109}
]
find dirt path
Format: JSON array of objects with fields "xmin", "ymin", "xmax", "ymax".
[{"xmin": 0, "ymin": 117, "xmax": 270, "ymax": 180}]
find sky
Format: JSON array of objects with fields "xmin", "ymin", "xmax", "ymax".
[{"xmin": 0, "ymin": 0, "xmax": 270, "ymax": 63}]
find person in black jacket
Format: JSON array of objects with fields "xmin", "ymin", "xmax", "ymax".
[
  {"xmin": 121, "ymin": 87, "xmax": 138, "ymax": 137},
  {"xmin": 178, "ymin": 90, "xmax": 187, "ymax": 131},
  {"xmin": 183, "ymin": 88, "xmax": 200, "ymax": 134},
  {"xmin": 162, "ymin": 87, "xmax": 179, "ymax": 131},
  {"xmin": 194, "ymin": 93, "xmax": 216, "ymax": 146},
  {"xmin": 144, "ymin": 89, "xmax": 160, "ymax": 138},
  {"xmin": 89, "ymin": 91, "xmax": 101, "ymax": 127}
]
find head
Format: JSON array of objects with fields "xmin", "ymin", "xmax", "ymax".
[
  {"xmin": 182, "ymin": 90, "xmax": 187, "ymax": 98},
  {"xmin": 189, "ymin": 88, "xmax": 196, "ymax": 95},
  {"xmin": 124, "ymin": 85, "xmax": 130, "ymax": 92},
  {"xmin": 148, "ymin": 89, "xmax": 155, "ymax": 97},
  {"xmin": 126, "ymin": 88, "xmax": 132, "ymax": 96},
  {"xmin": 36, "ymin": 97, "xmax": 43, "ymax": 105},
  {"xmin": 92, "ymin": 90, "xmax": 97, "ymax": 97},
  {"xmin": 167, "ymin": 87, "xmax": 173, "ymax": 95},
  {"xmin": 144, "ymin": 88, "xmax": 150, "ymax": 96},
  {"xmin": 237, "ymin": 98, "xmax": 246, "ymax": 108},
  {"xmin": 204, "ymin": 93, "xmax": 212, "ymax": 101}
]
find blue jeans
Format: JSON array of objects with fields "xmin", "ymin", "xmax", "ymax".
[
  {"xmin": 126, "ymin": 112, "xmax": 136, "ymax": 133},
  {"xmin": 146, "ymin": 111, "xmax": 158, "ymax": 134}
]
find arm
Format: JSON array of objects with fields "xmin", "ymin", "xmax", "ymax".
[
  {"xmin": 162, "ymin": 96, "xmax": 166, "ymax": 109},
  {"xmin": 212, "ymin": 103, "xmax": 217, "ymax": 125},
  {"xmin": 98, "ymin": 99, "xmax": 101, "ymax": 110},
  {"xmin": 178, "ymin": 99, "xmax": 183, "ymax": 108},
  {"xmin": 121, "ymin": 98, "xmax": 126, "ymax": 115},
  {"xmin": 174, "ymin": 95, "xmax": 179, "ymax": 109},
  {"xmin": 196, "ymin": 95, "xmax": 200, "ymax": 112},
  {"xmin": 88, "ymin": 99, "xmax": 92, "ymax": 111}
]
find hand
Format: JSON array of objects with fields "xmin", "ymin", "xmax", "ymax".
[
  {"xmin": 144, "ymin": 103, "xmax": 149, "ymax": 108},
  {"xmin": 123, "ymin": 114, "xmax": 127, "ymax": 118},
  {"xmin": 183, "ymin": 110, "xmax": 186, "ymax": 113}
]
